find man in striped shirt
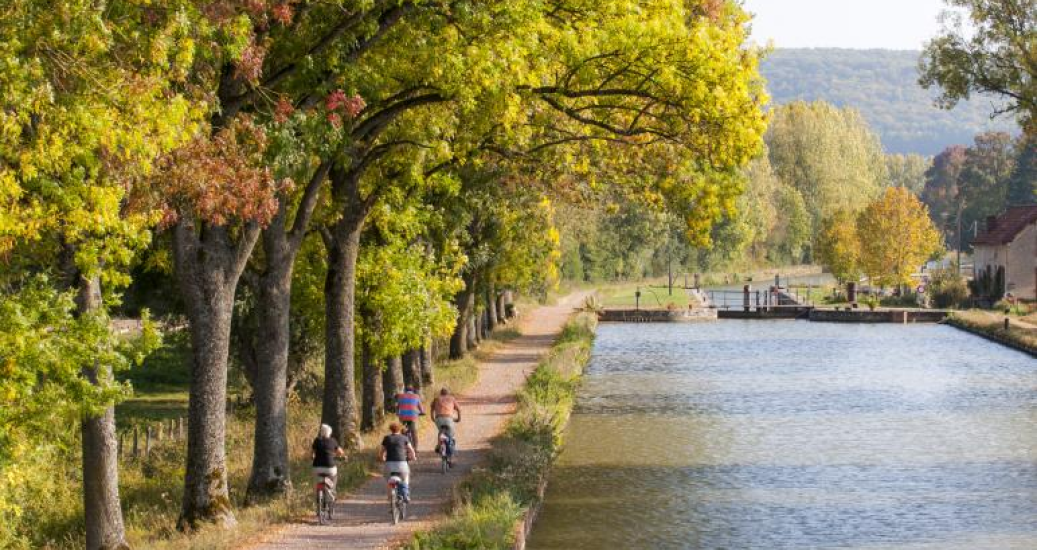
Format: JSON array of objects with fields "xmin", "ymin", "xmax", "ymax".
[{"xmin": 395, "ymin": 386, "xmax": 425, "ymax": 450}]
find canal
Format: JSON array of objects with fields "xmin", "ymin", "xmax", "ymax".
[{"xmin": 527, "ymin": 321, "xmax": 1037, "ymax": 549}]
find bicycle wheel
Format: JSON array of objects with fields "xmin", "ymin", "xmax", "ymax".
[
  {"xmin": 325, "ymin": 487, "xmax": 334, "ymax": 520},
  {"xmin": 441, "ymin": 454, "xmax": 448, "ymax": 474},
  {"xmin": 390, "ymin": 488, "xmax": 401, "ymax": 525},
  {"xmin": 400, "ymin": 496, "xmax": 408, "ymax": 520},
  {"xmin": 317, "ymin": 490, "xmax": 328, "ymax": 525}
]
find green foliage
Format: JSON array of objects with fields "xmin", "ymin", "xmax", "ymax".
[
  {"xmin": 764, "ymin": 48, "xmax": 1017, "ymax": 155},
  {"xmin": 357, "ymin": 201, "xmax": 465, "ymax": 360},
  {"xmin": 767, "ymin": 101, "xmax": 889, "ymax": 234},
  {"xmin": 920, "ymin": 0, "xmax": 1036, "ymax": 136},
  {"xmin": 887, "ymin": 154, "xmax": 933, "ymax": 194},
  {"xmin": 921, "ymin": 133, "xmax": 1026, "ymax": 251},
  {"xmin": 861, "ymin": 294, "xmax": 881, "ymax": 311},
  {"xmin": 0, "ymin": 278, "xmax": 159, "ymax": 547},
  {"xmin": 929, "ymin": 267, "xmax": 970, "ymax": 309},
  {"xmin": 1006, "ymin": 137, "xmax": 1037, "ymax": 204},
  {"xmin": 816, "ymin": 210, "xmax": 862, "ymax": 284},
  {"xmin": 119, "ymin": 330, "xmax": 192, "ymax": 392}
]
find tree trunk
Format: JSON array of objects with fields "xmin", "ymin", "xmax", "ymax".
[
  {"xmin": 245, "ymin": 227, "xmax": 293, "ymax": 501},
  {"xmin": 496, "ymin": 291, "xmax": 507, "ymax": 325},
  {"xmin": 78, "ymin": 275, "xmax": 130, "ymax": 550},
  {"xmin": 180, "ymin": 287, "xmax": 237, "ymax": 529},
  {"xmin": 449, "ymin": 316, "xmax": 467, "ymax": 359},
  {"xmin": 174, "ymin": 220, "xmax": 258, "ymax": 529},
  {"xmin": 361, "ymin": 342, "xmax": 383, "ymax": 431},
  {"xmin": 504, "ymin": 290, "xmax": 515, "ymax": 319},
  {"xmin": 401, "ymin": 350, "xmax": 421, "ymax": 389},
  {"xmin": 486, "ymin": 282, "xmax": 498, "ymax": 332},
  {"xmin": 383, "ymin": 356, "xmax": 404, "ymax": 413},
  {"xmin": 466, "ymin": 308, "xmax": 478, "ymax": 350},
  {"xmin": 321, "ymin": 215, "xmax": 364, "ymax": 449},
  {"xmin": 449, "ymin": 278, "xmax": 475, "ymax": 359},
  {"xmin": 419, "ymin": 343, "xmax": 434, "ymax": 387},
  {"xmin": 245, "ymin": 163, "xmax": 329, "ymax": 502}
]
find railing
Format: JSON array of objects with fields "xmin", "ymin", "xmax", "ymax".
[
  {"xmin": 118, "ymin": 417, "xmax": 186, "ymax": 461},
  {"xmin": 706, "ymin": 288, "xmax": 814, "ymax": 311}
]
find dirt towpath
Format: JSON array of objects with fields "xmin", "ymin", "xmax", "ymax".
[{"xmin": 247, "ymin": 292, "xmax": 590, "ymax": 550}]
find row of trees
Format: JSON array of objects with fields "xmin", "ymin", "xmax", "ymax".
[
  {"xmin": 921, "ymin": 132, "xmax": 1035, "ymax": 249},
  {"xmin": 1, "ymin": 0, "xmax": 769, "ymax": 547},
  {"xmin": 559, "ymin": 100, "xmax": 932, "ymax": 279}
]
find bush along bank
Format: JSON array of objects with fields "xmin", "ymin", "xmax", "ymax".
[
  {"xmin": 409, "ymin": 312, "xmax": 598, "ymax": 550},
  {"xmin": 944, "ymin": 314, "xmax": 1037, "ymax": 357}
]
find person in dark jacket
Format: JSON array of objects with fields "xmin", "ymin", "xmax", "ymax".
[{"xmin": 312, "ymin": 423, "xmax": 345, "ymax": 499}]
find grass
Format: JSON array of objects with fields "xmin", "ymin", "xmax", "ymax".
[
  {"xmin": 409, "ymin": 313, "xmax": 597, "ymax": 550},
  {"xmin": 947, "ymin": 310, "xmax": 1037, "ymax": 353}
]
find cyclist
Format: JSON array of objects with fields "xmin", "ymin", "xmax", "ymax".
[
  {"xmin": 395, "ymin": 386, "xmax": 425, "ymax": 450},
  {"xmin": 312, "ymin": 424, "xmax": 345, "ymax": 500},
  {"xmin": 431, "ymin": 388, "xmax": 461, "ymax": 458},
  {"xmin": 380, "ymin": 423, "xmax": 416, "ymax": 502}
]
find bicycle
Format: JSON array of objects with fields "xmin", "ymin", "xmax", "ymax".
[
  {"xmin": 403, "ymin": 414, "xmax": 422, "ymax": 451},
  {"xmin": 315, "ymin": 473, "xmax": 334, "ymax": 525},
  {"xmin": 387, "ymin": 471, "xmax": 408, "ymax": 524},
  {"xmin": 436, "ymin": 425, "xmax": 455, "ymax": 474}
]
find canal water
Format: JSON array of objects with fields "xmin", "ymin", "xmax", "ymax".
[{"xmin": 527, "ymin": 321, "xmax": 1037, "ymax": 549}]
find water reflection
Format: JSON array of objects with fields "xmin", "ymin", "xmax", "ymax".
[{"xmin": 527, "ymin": 321, "xmax": 1037, "ymax": 549}]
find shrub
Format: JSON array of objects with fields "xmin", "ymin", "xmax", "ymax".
[{"xmin": 929, "ymin": 268, "xmax": 969, "ymax": 309}]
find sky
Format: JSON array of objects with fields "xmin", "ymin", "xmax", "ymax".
[{"xmin": 743, "ymin": 0, "xmax": 948, "ymax": 50}]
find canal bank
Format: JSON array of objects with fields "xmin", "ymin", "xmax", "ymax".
[
  {"xmin": 411, "ymin": 312, "xmax": 598, "ymax": 550},
  {"xmin": 944, "ymin": 313, "xmax": 1037, "ymax": 357}
]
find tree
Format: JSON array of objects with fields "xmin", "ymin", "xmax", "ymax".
[
  {"xmin": 959, "ymin": 132, "xmax": 1018, "ymax": 229},
  {"xmin": 766, "ymin": 101, "xmax": 889, "ymax": 234},
  {"xmin": 921, "ymin": 145, "xmax": 969, "ymax": 242},
  {"xmin": 313, "ymin": 0, "xmax": 769, "ymax": 444},
  {"xmin": 0, "ymin": 282, "xmax": 157, "ymax": 549},
  {"xmin": 157, "ymin": 118, "xmax": 286, "ymax": 529},
  {"xmin": 920, "ymin": 0, "xmax": 1037, "ymax": 136},
  {"xmin": 354, "ymin": 198, "xmax": 462, "ymax": 428},
  {"xmin": 772, "ymin": 185, "xmax": 812, "ymax": 264},
  {"xmin": 816, "ymin": 210, "xmax": 862, "ymax": 284},
  {"xmin": 857, "ymin": 187, "xmax": 944, "ymax": 288},
  {"xmin": 1007, "ymin": 137, "xmax": 1037, "ymax": 204},
  {"xmin": 887, "ymin": 154, "xmax": 933, "ymax": 194},
  {"xmin": 1, "ymin": 1, "xmax": 195, "ymax": 546}
]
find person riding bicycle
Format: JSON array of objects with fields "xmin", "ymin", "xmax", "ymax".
[
  {"xmin": 431, "ymin": 388, "xmax": 461, "ymax": 457},
  {"xmin": 395, "ymin": 386, "xmax": 425, "ymax": 450},
  {"xmin": 312, "ymin": 424, "xmax": 345, "ymax": 500},
  {"xmin": 380, "ymin": 423, "xmax": 417, "ymax": 502}
]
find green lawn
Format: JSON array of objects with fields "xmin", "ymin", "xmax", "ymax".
[{"xmin": 599, "ymin": 282, "xmax": 696, "ymax": 309}]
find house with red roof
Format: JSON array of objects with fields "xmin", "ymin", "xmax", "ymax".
[{"xmin": 971, "ymin": 205, "xmax": 1037, "ymax": 301}]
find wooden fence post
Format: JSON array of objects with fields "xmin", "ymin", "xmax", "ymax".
[
  {"xmin": 145, "ymin": 425, "xmax": 152, "ymax": 457},
  {"xmin": 132, "ymin": 427, "xmax": 139, "ymax": 459}
]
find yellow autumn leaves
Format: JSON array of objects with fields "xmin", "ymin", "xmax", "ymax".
[{"xmin": 817, "ymin": 187, "xmax": 944, "ymax": 287}]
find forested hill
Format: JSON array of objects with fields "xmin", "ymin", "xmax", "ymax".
[{"xmin": 761, "ymin": 48, "xmax": 1017, "ymax": 155}]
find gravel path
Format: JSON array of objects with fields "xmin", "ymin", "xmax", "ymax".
[{"xmin": 247, "ymin": 292, "xmax": 589, "ymax": 550}]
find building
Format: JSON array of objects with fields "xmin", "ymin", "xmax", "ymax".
[{"xmin": 971, "ymin": 205, "xmax": 1037, "ymax": 301}]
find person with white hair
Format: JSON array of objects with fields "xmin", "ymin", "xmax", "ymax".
[{"xmin": 312, "ymin": 424, "xmax": 345, "ymax": 499}]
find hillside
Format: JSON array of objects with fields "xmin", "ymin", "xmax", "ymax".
[{"xmin": 761, "ymin": 49, "xmax": 1017, "ymax": 155}]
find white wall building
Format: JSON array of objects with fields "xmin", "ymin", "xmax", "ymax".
[{"xmin": 971, "ymin": 205, "xmax": 1037, "ymax": 301}]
